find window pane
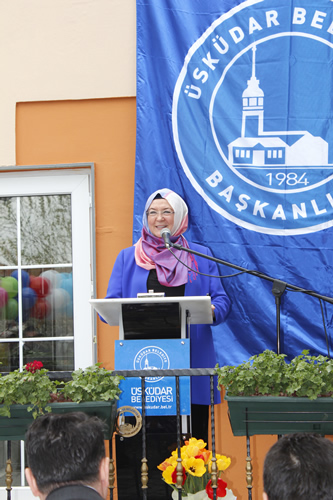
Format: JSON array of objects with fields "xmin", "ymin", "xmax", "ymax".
[
  {"xmin": 0, "ymin": 266, "xmax": 74, "ymax": 371},
  {"xmin": 0, "ymin": 198, "xmax": 17, "ymax": 266},
  {"xmin": 21, "ymin": 267, "xmax": 73, "ymax": 338},
  {"xmin": 23, "ymin": 340, "xmax": 74, "ymax": 371},
  {"xmin": 0, "ymin": 339, "xmax": 74, "ymax": 372},
  {"xmin": 21, "ymin": 195, "xmax": 72, "ymax": 265},
  {"xmin": 0, "ymin": 342, "xmax": 18, "ymax": 371}
]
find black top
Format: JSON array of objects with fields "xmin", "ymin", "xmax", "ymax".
[
  {"xmin": 147, "ymin": 269, "xmax": 185, "ymax": 297},
  {"xmin": 46, "ymin": 484, "xmax": 104, "ymax": 500}
]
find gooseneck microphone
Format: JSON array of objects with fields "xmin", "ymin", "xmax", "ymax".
[{"xmin": 160, "ymin": 227, "xmax": 172, "ymax": 248}]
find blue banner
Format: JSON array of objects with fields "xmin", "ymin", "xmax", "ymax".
[
  {"xmin": 115, "ymin": 339, "xmax": 191, "ymax": 416},
  {"xmin": 135, "ymin": 0, "xmax": 333, "ymax": 366}
]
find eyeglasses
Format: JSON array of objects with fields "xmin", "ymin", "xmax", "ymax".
[{"xmin": 146, "ymin": 210, "xmax": 175, "ymax": 217}]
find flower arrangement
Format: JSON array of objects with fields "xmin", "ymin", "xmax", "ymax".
[
  {"xmin": 0, "ymin": 361, "xmax": 123, "ymax": 419},
  {"xmin": 158, "ymin": 437, "xmax": 236, "ymax": 499}
]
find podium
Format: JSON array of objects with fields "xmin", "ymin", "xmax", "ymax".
[
  {"xmin": 90, "ymin": 296, "xmax": 212, "ymax": 415},
  {"xmin": 90, "ymin": 295, "xmax": 212, "ymax": 339},
  {"xmin": 90, "ymin": 295, "xmax": 212, "ymax": 500}
]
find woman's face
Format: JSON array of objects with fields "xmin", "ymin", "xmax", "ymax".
[{"xmin": 147, "ymin": 198, "xmax": 175, "ymax": 238}]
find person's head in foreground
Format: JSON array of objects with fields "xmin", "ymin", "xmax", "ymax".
[
  {"xmin": 25, "ymin": 412, "xmax": 109, "ymax": 500},
  {"xmin": 263, "ymin": 432, "xmax": 333, "ymax": 500}
]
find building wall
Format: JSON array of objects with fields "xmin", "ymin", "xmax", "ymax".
[
  {"xmin": 9, "ymin": 2, "xmax": 275, "ymax": 499},
  {"xmin": 0, "ymin": 0, "xmax": 136, "ymax": 165}
]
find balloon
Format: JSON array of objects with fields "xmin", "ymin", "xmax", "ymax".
[
  {"xmin": 40, "ymin": 270, "xmax": 61, "ymax": 289},
  {"xmin": 0, "ymin": 288, "xmax": 8, "ymax": 308},
  {"xmin": 46, "ymin": 288, "xmax": 71, "ymax": 311},
  {"xmin": 60, "ymin": 277, "xmax": 73, "ymax": 299},
  {"xmin": 31, "ymin": 298, "xmax": 50, "ymax": 319},
  {"xmin": 22, "ymin": 287, "xmax": 37, "ymax": 310},
  {"xmin": 1, "ymin": 276, "xmax": 18, "ymax": 298},
  {"xmin": 6, "ymin": 298, "xmax": 18, "ymax": 320},
  {"xmin": 30, "ymin": 276, "xmax": 50, "ymax": 298},
  {"xmin": 59, "ymin": 272, "xmax": 72, "ymax": 284},
  {"xmin": 11, "ymin": 270, "xmax": 30, "ymax": 288}
]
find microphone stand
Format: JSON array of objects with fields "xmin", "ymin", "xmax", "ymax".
[{"xmin": 169, "ymin": 241, "xmax": 333, "ymax": 355}]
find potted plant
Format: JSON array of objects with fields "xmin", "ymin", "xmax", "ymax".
[
  {"xmin": 0, "ymin": 361, "xmax": 124, "ymax": 440},
  {"xmin": 158, "ymin": 437, "xmax": 236, "ymax": 500},
  {"xmin": 215, "ymin": 350, "xmax": 333, "ymax": 436}
]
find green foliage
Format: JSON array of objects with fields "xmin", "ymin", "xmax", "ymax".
[
  {"xmin": 0, "ymin": 367, "xmax": 58, "ymax": 419},
  {"xmin": 60, "ymin": 363, "xmax": 124, "ymax": 403},
  {"xmin": 215, "ymin": 350, "xmax": 333, "ymax": 400},
  {"xmin": 0, "ymin": 363, "xmax": 123, "ymax": 418}
]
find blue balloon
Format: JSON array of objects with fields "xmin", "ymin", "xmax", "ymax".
[
  {"xmin": 22, "ymin": 287, "xmax": 37, "ymax": 310},
  {"xmin": 60, "ymin": 278, "xmax": 73, "ymax": 299},
  {"xmin": 11, "ymin": 270, "xmax": 30, "ymax": 288}
]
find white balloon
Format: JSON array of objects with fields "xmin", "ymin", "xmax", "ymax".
[
  {"xmin": 46, "ymin": 288, "xmax": 71, "ymax": 310},
  {"xmin": 40, "ymin": 270, "xmax": 61, "ymax": 289}
]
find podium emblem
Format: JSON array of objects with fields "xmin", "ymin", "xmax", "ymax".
[{"xmin": 133, "ymin": 345, "xmax": 169, "ymax": 383}]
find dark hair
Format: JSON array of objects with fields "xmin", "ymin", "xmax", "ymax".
[
  {"xmin": 25, "ymin": 412, "xmax": 106, "ymax": 493},
  {"xmin": 263, "ymin": 433, "xmax": 333, "ymax": 500}
]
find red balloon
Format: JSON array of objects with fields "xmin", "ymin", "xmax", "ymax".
[
  {"xmin": 29, "ymin": 276, "xmax": 50, "ymax": 298},
  {"xmin": 31, "ymin": 298, "xmax": 50, "ymax": 319}
]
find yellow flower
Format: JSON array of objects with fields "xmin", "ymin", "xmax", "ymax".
[
  {"xmin": 216, "ymin": 454, "xmax": 231, "ymax": 471},
  {"xmin": 162, "ymin": 465, "xmax": 176, "ymax": 484},
  {"xmin": 183, "ymin": 438, "xmax": 207, "ymax": 458},
  {"xmin": 171, "ymin": 449, "xmax": 188, "ymax": 462},
  {"xmin": 158, "ymin": 436, "xmax": 232, "ymax": 496},
  {"xmin": 185, "ymin": 437, "xmax": 207, "ymax": 449},
  {"xmin": 208, "ymin": 454, "xmax": 231, "ymax": 473},
  {"xmin": 183, "ymin": 456, "xmax": 207, "ymax": 477}
]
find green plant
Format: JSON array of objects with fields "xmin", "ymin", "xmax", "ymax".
[
  {"xmin": 0, "ymin": 361, "xmax": 58, "ymax": 418},
  {"xmin": 216, "ymin": 350, "xmax": 333, "ymax": 400},
  {"xmin": 0, "ymin": 361, "xmax": 123, "ymax": 418},
  {"xmin": 60, "ymin": 363, "xmax": 124, "ymax": 403}
]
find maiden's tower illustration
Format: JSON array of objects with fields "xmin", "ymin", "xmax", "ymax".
[{"xmin": 228, "ymin": 46, "xmax": 329, "ymax": 168}]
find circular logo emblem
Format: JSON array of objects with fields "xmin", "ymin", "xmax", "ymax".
[
  {"xmin": 133, "ymin": 345, "xmax": 170, "ymax": 383},
  {"xmin": 116, "ymin": 406, "xmax": 142, "ymax": 438},
  {"xmin": 173, "ymin": 0, "xmax": 333, "ymax": 235}
]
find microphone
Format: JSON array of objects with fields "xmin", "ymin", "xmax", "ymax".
[{"xmin": 160, "ymin": 228, "xmax": 172, "ymax": 248}]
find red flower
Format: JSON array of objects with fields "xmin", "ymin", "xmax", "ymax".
[
  {"xmin": 25, "ymin": 361, "xmax": 44, "ymax": 373},
  {"xmin": 171, "ymin": 465, "xmax": 186, "ymax": 486},
  {"xmin": 206, "ymin": 478, "xmax": 228, "ymax": 499}
]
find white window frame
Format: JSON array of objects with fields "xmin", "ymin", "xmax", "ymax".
[
  {"xmin": 0, "ymin": 164, "xmax": 96, "ymax": 498},
  {"xmin": 0, "ymin": 164, "xmax": 96, "ymax": 370}
]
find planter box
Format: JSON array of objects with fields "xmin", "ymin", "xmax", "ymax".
[
  {"xmin": 0, "ymin": 401, "xmax": 117, "ymax": 441},
  {"xmin": 225, "ymin": 396, "xmax": 333, "ymax": 436}
]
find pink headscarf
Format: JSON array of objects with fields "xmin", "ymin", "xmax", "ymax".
[{"xmin": 134, "ymin": 189, "xmax": 197, "ymax": 287}]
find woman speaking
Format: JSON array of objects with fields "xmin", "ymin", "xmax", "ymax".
[{"xmin": 104, "ymin": 188, "xmax": 231, "ymax": 440}]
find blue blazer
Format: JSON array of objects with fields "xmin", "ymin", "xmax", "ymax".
[{"xmin": 105, "ymin": 242, "xmax": 231, "ymax": 404}]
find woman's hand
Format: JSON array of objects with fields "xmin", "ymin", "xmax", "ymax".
[{"xmin": 211, "ymin": 304, "xmax": 216, "ymax": 321}]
